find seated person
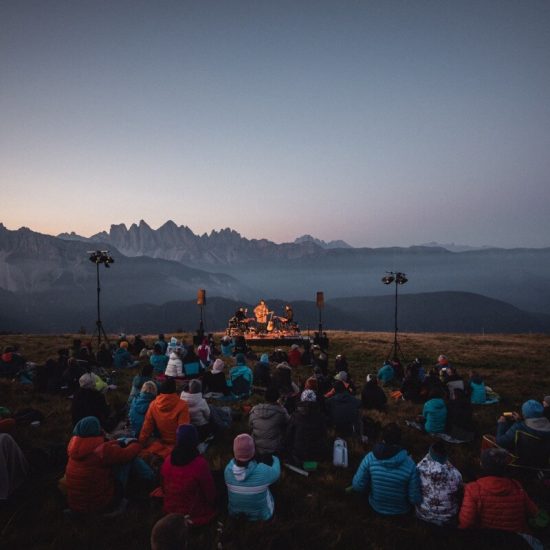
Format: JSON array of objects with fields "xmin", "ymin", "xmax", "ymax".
[
  {"xmin": 495, "ymin": 399, "xmax": 550, "ymax": 467},
  {"xmin": 351, "ymin": 423, "xmax": 421, "ymax": 515},
  {"xmin": 400, "ymin": 365, "xmax": 422, "ymax": 402},
  {"xmin": 469, "ymin": 371, "xmax": 487, "ymax": 404},
  {"xmin": 419, "ymin": 388, "xmax": 447, "ymax": 434},
  {"xmin": 182, "ymin": 346, "xmax": 202, "ymax": 377},
  {"xmin": 459, "ymin": 448, "xmax": 538, "ymax": 532},
  {"xmin": 155, "ymin": 334, "xmax": 168, "ymax": 355},
  {"xmin": 197, "ymin": 338, "xmax": 211, "ymax": 367},
  {"xmin": 139, "ymin": 379, "xmax": 190, "ymax": 458},
  {"xmin": 151, "ymin": 514, "xmax": 189, "ymax": 550},
  {"xmin": 228, "ymin": 354, "xmax": 253, "ymax": 398},
  {"xmin": 253, "ymin": 353, "xmax": 271, "ymax": 388},
  {"xmin": 285, "ymin": 390, "xmax": 328, "ymax": 465},
  {"xmin": 334, "ymin": 354, "xmax": 348, "ymax": 375},
  {"xmin": 128, "ymin": 364, "xmax": 156, "ymax": 404},
  {"xmin": 324, "ymin": 371, "xmax": 354, "ymax": 399},
  {"xmin": 220, "ymin": 336, "xmax": 235, "ymax": 358},
  {"xmin": 361, "ymin": 374, "xmax": 387, "ymax": 412},
  {"xmin": 159, "ymin": 424, "xmax": 217, "ymax": 525},
  {"xmin": 0, "ymin": 433, "xmax": 28, "ymax": 499},
  {"xmin": 129, "ymin": 381, "xmax": 158, "ymax": 438},
  {"xmin": 165, "ymin": 351, "xmax": 183, "ymax": 378},
  {"xmin": 113, "ymin": 342, "xmax": 138, "ymax": 369},
  {"xmin": 224, "ymin": 434, "xmax": 280, "ymax": 521},
  {"xmin": 202, "ymin": 358, "xmax": 229, "ymax": 398},
  {"xmin": 272, "ymin": 362, "xmax": 299, "ymax": 397},
  {"xmin": 249, "ymin": 387, "xmax": 290, "ymax": 458},
  {"xmin": 446, "ymin": 389, "xmax": 475, "ymax": 439},
  {"xmin": 131, "ymin": 334, "xmax": 147, "ymax": 356},
  {"xmin": 436, "ymin": 354, "xmax": 450, "ymax": 371},
  {"xmin": 377, "ymin": 361, "xmax": 394, "ymax": 386},
  {"xmin": 72, "ymin": 373, "xmax": 111, "ymax": 431},
  {"xmin": 420, "ymin": 368, "xmax": 445, "ymax": 401},
  {"xmin": 442, "ymin": 366, "xmax": 465, "ymax": 400},
  {"xmin": 287, "ymin": 345, "xmax": 302, "ymax": 368},
  {"xmin": 65, "ymin": 416, "xmax": 142, "ymax": 514},
  {"xmin": 326, "ymin": 381, "xmax": 361, "ymax": 437},
  {"xmin": 150, "ymin": 344, "xmax": 169, "ymax": 374},
  {"xmin": 180, "ymin": 380, "xmax": 212, "ymax": 441},
  {"xmin": 0, "ymin": 346, "xmax": 25, "ymax": 378},
  {"xmin": 415, "ymin": 442, "xmax": 463, "ymax": 526}
]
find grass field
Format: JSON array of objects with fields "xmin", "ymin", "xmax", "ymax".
[{"xmin": 1, "ymin": 331, "xmax": 549, "ymax": 550}]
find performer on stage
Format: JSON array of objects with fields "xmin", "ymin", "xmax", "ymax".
[
  {"xmin": 254, "ymin": 300, "xmax": 269, "ymax": 331},
  {"xmin": 235, "ymin": 307, "xmax": 247, "ymax": 322},
  {"xmin": 283, "ymin": 304, "xmax": 293, "ymax": 323}
]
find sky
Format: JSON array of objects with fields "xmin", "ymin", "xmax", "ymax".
[{"xmin": 1, "ymin": 1, "xmax": 549, "ymax": 248}]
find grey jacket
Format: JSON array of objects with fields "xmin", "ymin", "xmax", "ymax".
[{"xmin": 249, "ymin": 402, "xmax": 290, "ymax": 455}]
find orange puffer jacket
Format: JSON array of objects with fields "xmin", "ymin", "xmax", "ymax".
[
  {"xmin": 139, "ymin": 394, "xmax": 190, "ymax": 456},
  {"xmin": 66, "ymin": 436, "xmax": 141, "ymax": 513},
  {"xmin": 459, "ymin": 476, "xmax": 538, "ymax": 532}
]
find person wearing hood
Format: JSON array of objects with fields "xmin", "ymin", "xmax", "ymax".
[
  {"xmin": 352, "ymin": 423, "xmax": 421, "ymax": 515},
  {"xmin": 180, "ymin": 380, "xmax": 211, "ymax": 441},
  {"xmin": 326, "ymin": 381, "xmax": 362, "ymax": 437},
  {"xmin": 224, "ymin": 433, "xmax": 280, "ymax": 521},
  {"xmin": 459, "ymin": 447, "xmax": 538, "ymax": 532},
  {"xmin": 113, "ymin": 341, "xmax": 138, "ymax": 369},
  {"xmin": 65, "ymin": 416, "xmax": 142, "ymax": 514},
  {"xmin": 420, "ymin": 388, "xmax": 447, "ymax": 434},
  {"xmin": 159, "ymin": 424, "xmax": 217, "ymax": 525},
  {"xmin": 249, "ymin": 387, "xmax": 290, "ymax": 457},
  {"xmin": 129, "ymin": 381, "xmax": 158, "ymax": 438},
  {"xmin": 165, "ymin": 351, "xmax": 183, "ymax": 378},
  {"xmin": 150, "ymin": 344, "xmax": 169, "ymax": 374},
  {"xmin": 71, "ymin": 373, "xmax": 111, "ymax": 430},
  {"xmin": 139, "ymin": 379, "xmax": 190, "ymax": 458},
  {"xmin": 253, "ymin": 353, "xmax": 271, "ymax": 388},
  {"xmin": 228, "ymin": 354, "xmax": 253, "ymax": 398},
  {"xmin": 361, "ymin": 374, "xmax": 387, "ymax": 412},
  {"xmin": 377, "ymin": 361, "xmax": 394, "ymax": 386},
  {"xmin": 495, "ymin": 399, "xmax": 550, "ymax": 467},
  {"xmin": 285, "ymin": 390, "xmax": 328, "ymax": 465},
  {"xmin": 203, "ymin": 358, "xmax": 229, "ymax": 398},
  {"xmin": 415, "ymin": 442, "xmax": 463, "ymax": 526}
]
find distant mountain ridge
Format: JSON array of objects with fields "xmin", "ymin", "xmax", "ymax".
[{"xmin": 293, "ymin": 234, "xmax": 352, "ymax": 249}]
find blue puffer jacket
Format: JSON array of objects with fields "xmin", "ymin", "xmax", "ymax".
[
  {"xmin": 224, "ymin": 457, "xmax": 280, "ymax": 520},
  {"xmin": 113, "ymin": 348, "xmax": 134, "ymax": 369},
  {"xmin": 352, "ymin": 444, "xmax": 421, "ymax": 515},
  {"xmin": 228, "ymin": 365, "xmax": 253, "ymax": 397},
  {"xmin": 423, "ymin": 398, "xmax": 447, "ymax": 434},
  {"xmin": 377, "ymin": 364, "xmax": 394, "ymax": 384},
  {"xmin": 469, "ymin": 380, "xmax": 486, "ymax": 404},
  {"xmin": 129, "ymin": 391, "xmax": 156, "ymax": 438}
]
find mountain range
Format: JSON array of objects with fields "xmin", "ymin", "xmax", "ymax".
[{"xmin": 2, "ymin": 221, "xmax": 550, "ymax": 334}]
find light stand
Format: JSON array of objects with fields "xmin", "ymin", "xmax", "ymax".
[
  {"xmin": 88, "ymin": 250, "xmax": 114, "ymax": 352},
  {"xmin": 381, "ymin": 271, "xmax": 408, "ymax": 362},
  {"xmin": 194, "ymin": 289, "xmax": 206, "ymax": 345}
]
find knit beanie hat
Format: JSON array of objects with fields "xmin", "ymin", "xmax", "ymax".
[
  {"xmin": 189, "ymin": 379, "xmax": 202, "ymax": 394},
  {"xmin": 480, "ymin": 448, "xmax": 509, "ymax": 476},
  {"xmin": 176, "ymin": 424, "xmax": 198, "ymax": 449},
  {"xmin": 233, "ymin": 434, "xmax": 255, "ymax": 461},
  {"xmin": 120, "ymin": 341, "xmax": 129, "ymax": 349},
  {"xmin": 160, "ymin": 378, "xmax": 176, "ymax": 394},
  {"xmin": 522, "ymin": 399, "xmax": 544, "ymax": 419},
  {"xmin": 212, "ymin": 358, "xmax": 225, "ymax": 373},
  {"xmin": 73, "ymin": 416, "xmax": 101, "ymax": 437},
  {"xmin": 301, "ymin": 389, "xmax": 317, "ymax": 402},
  {"xmin": 304, "ymin": 377, "xmax": 318, "ymax": 391},
  {"xmin": 235, "ymin": 353, "xmax": 246, "ymax": 365}
]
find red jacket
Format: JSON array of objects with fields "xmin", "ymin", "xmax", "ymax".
[
  {"xmin": 459, "ymin": 476, "xmax": 538, "ymax": 532},
  {"xmin": 287, "ymin": 349, "xmax": 301, "ymax": 368},
  {"xmin": 160, "ymin": 454, "xmax": 217, "ymax": 525},
  {"xmin": 66, "ymin": 435, "xmax": 140, "ymax": 513},
  {"xmin": 139, "ymin": 394, "xmax": 190, "ymax": 457}
]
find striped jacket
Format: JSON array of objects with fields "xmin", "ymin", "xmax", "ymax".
[
  {"xmin": 352, "ymin": 444, "xmax": 421, "ymax": 515},
  {"xmin": 224, "ymin": 457, "xmax": 280, "ymax": 520}
]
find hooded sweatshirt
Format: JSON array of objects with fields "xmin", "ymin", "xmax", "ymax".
[
  {"xmin": 180, "ymin": 391, "xmax": 210, "ymax": 426},
  {"xmin": 423, "ymin": 398, "xmax": 447, "ymax": 434},
  {"xmin": 249, "ymin": 403, "xmax": 290, "ymax": 455},
  {"xmin": 459, "ymin": 476, "xmax": 538, "ymax": 532},
  {"xmin": 139, "ymin": 393, "xmax": 190, "ymax": 451},
  {"xmin": 129, "ymin": 391, "xmax": 156, "ymax": 438},
  {"xmin": 352, "ymin": 444, "xmax": 421, "ymax": 515},
  {"xmin": 224, "ymin": 456, "xmax": 280, "ymax": 521}
]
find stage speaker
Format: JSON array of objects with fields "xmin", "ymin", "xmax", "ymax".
[
  {"xmin": 316, "ymin": 291, "xmax": 324, "ymax": 308},
  {"xmin": 197, "ymin": 289, "xmax": 206, "ymax": 306}
]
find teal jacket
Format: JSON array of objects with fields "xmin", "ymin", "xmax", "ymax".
[
  {"xmin": 423, "ymin": 398, "xmax": 447, "ymax": 434},
  {"xmin": 469, "ymin": 380, "xmax": 486, "ymax": 404},
  {"xmin": 377, "ymin": 364, "xmax": 394, "ymax": 384},
  {"xmin": 224, "ymin": 457, "xmax": 280, "ymax": 520},
  {"xmin": 352, "ymin": 444, "xmax": 421, "ymax": 515}
]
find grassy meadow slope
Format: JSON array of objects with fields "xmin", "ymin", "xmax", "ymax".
[{"xmin": 0, "ymin": 331, "xmax": 549, "ymax": 549}]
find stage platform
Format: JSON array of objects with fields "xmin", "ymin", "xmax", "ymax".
[{"xmin": 243, "ymin": 333, "xmax": 308, "ymax": 346}]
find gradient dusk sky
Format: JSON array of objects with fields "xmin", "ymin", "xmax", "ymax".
[{"xmin": 1, "ymin": 1, "xmax": 549, "ymax": 248}]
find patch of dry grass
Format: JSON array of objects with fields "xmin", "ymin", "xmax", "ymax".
[{"xmin": 1, "ymin": 331, "xmax": 549, "ymax": 549}]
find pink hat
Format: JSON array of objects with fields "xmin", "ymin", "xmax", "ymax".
[
  {"xmin": 212, "ymin": 358, "xmax": 225, "ymax": 373},
  {"xmin": 233, "ymin": 434, "xmax": 255, "ymax": 462}
]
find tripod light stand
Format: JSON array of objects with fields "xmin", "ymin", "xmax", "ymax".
[
  {"xmin": 88, "ymin": 250, "xmax": 114, "ymax": 351},
  {"xmin": 381, "ymin": 271, "xmax": 408, "ymax": 362}
]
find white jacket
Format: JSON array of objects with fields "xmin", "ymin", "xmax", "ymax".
[
  {"xmin": 165, "ymin": 353, "xmax": 183, "ymax": 377},
  {"xmin": 180, "ymin": 391, "xmax": 210, "ymax": 426},
  {"xmin": 415, "ymin": 453, "xmax": 463, "ymax": 525}
]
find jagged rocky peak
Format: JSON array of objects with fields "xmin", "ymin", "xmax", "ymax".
[{"xmin": 294, "ymin": 234, "xmax": 352, "ymax": 249}]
